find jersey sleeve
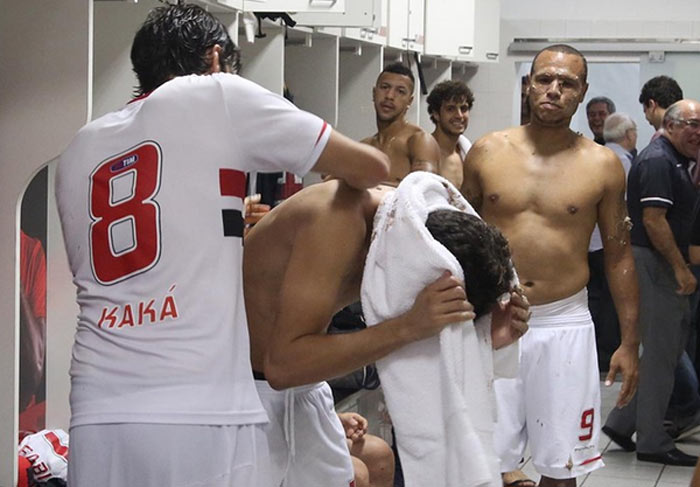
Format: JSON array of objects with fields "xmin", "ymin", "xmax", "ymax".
[
  {"xmin": 220, "ymin": 75, "xmax": 331, "ymax": 177},
  {"xmin": 636, "ymin": 156, "xmax": 674, "ymax": 209}
]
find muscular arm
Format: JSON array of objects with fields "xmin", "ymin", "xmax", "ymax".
[
  {"xmin": 312, "ymin": 130, "xmax": 390, "ymax": 189},
  {"xmin": 263, "ymin": 210, "xmax": 473, "ymax": 389},
  {"xmin": 598, "ymin": 158, "xmax": 640, "ymax": 406},
  {"xmin": 643, "ymin": 207, "xmax": 697, "ymax": 294},
  {"xmin": 407, "ymin": 131, "xmax": 440, "ymax": 174}
]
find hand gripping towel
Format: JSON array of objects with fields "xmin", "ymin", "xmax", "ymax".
[{"xmin": 361, "ymin": 172, "xmax": 501, "ymax": 487}]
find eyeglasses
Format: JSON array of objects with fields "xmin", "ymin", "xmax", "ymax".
[{"xmin": 674, "ymin": 118, "xmax": 700, "ymax": 129}]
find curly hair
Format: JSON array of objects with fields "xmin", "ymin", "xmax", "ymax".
[
  {"xmin": 131, "ymin": 3, "xmax": 239, "ymax": 95},
  {"xmin": 426, "ymin": 80, "xmax": 474, "ymax": 124},
  {"xmin": 426, "ymin": 210, "xmax": 514, "ymax": 317}
]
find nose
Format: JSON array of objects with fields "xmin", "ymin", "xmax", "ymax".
[{"xmin": 546, "ymin": 80, "xmax": 562, "ymax": 97}]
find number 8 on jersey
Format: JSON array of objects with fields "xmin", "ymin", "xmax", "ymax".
[{"xmin": 89, "ymin": 141, "xmax": 162, "ymax": 285}]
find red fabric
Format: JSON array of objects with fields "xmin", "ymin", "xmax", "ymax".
[
  {"xmin": 17, "ymin": 455, "xmax": 32, "ymax": 487},
  {"xmin": 20, "ymin": 232, "xmax": 46, "ymax": 319}
]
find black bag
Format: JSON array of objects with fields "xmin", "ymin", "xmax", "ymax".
[{"xmin": 327, "ymin": 303, "xmax": 380, "ymax": 402}]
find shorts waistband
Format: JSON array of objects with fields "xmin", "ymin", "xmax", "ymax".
[{"xmin": 529, "ymin": 287, "xmax": 591, "ymax": 327}]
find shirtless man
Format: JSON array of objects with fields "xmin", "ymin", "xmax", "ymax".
[
  {"xmin": 427, "ymin": 80, "xmax": 475, "ymax": 187},
  {"xmin": 362, "ymin": 63, "xmax": 440, "ymax": 185},
  {"xmin": 244, "ymin": 177, "xmax": 530, "ymax": 486},
  {"xmin": 461, "ymin": 44, "xmax": 640, "ymax": 487}
]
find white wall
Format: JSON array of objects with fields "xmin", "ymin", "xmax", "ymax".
[
  {"xmin": 0, "ymin": 2, "xmax": 91, "ymax": 486},
  {"xmin": 463, "ymin": 0, "xmax": 700, "ymax": 143}
]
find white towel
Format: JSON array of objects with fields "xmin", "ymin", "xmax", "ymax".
[{"xmin": 361, "ymin": 172, "xmax": 501, "ymax": 487}]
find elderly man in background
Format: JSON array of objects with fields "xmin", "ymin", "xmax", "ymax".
[
  {"xmin": 586, "ymin": 96, "xmax": 616, "ymax": 145},
  {"xmin": 604, "ymin": 99, "xmax": 700, "ymax": 467}
]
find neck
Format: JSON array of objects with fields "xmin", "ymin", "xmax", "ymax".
[
  {"xmin": 432, "ymin": 128, "xmax": 460, "ymax": 154},
  {"xmin": 376, "ymin": 116, "xmax": 407, "ymax": 140},
  {"xmin": 524, "ymin": 120, "xmax": 577, "ymax": 148}
]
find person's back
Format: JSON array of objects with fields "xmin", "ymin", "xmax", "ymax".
[
  {"xmin": 244, "ymin": 180, "xmax": 388, "ymax": 374},
  {"xmin": 58, "ymin": 72, "xmax": 320, "ymax": 424}
]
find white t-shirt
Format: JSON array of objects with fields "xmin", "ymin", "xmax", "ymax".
[{"xmin": 56, "ymin": 73, "xmax": 330, "ymax": 427}]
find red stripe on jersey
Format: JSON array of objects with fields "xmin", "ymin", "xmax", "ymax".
[
  {"xmin": 219, "ymin": 169, "xmax": 246, "ymax": 199},
  {"xmin": 315, "ymin": 121, "xmax": 328, "ymax": 146},
  {"xmin": 580, "ymin": 455, "xmax": 602, "ymax": 466},
  {"xmin": 128, "ymin": 91, "xmax": 152, "ymax": 104}
]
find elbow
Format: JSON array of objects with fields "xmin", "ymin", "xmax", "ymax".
[
  {"xmin": 690, "ymin": 246, "xmax": 700, "ymax": 265},
  {"xmin": 263, "ymin": 354, "xmax": 295, "ymax": 390}
]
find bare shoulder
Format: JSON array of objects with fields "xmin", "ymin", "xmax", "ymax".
[
  {"xmin": 576, "ymin": 136, "xmax": 624, "ymax": 171},
  {"xmin": 360, "ymin": 135, "xmax": 376, "ymax": 145},
  {"xmin": 468, "ymin": 127, "xmax": 522, "ymax": 164}
]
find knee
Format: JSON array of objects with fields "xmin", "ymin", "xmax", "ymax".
[
  {"xmin": 351, "ymin": 434, "xmax": 395, "ymax": 486},
  {"xmin": 352, "ymin": 456, "xmax": 370, "ymax": 487}
]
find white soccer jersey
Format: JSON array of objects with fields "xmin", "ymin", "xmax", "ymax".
[{"xmin": 56, "ymin": 73, "xmax": 331, "ymax": 427}]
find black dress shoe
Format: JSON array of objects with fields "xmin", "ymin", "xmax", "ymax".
[
  {"xmin": 637, "ymin": 448, "xmax": 698, "ymax": 466},
  {"xmin": 602, "ymin": 425, "xmax": 636, "ymax": 452}
]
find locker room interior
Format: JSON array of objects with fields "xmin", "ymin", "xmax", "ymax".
[{"xmin": 3, "ymin": 1, "xmax": 700, "ymax": 485}]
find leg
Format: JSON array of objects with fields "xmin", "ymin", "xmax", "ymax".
[
  {"xmin": 523, "ymin": 296, "xmax": 603, "ymax": 479},
  {"xmin": 352, "ymin": 456, "xmax": 371, "ymax": 487},
  {"xmin": 634, "ymin": 249, "xmax": 690, "ymax": 454},
  {"xmin": 349, "ymin": 434, "xmax": 395, "ymax": 487}
]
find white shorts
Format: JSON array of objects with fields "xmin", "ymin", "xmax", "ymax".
[
  {"xmin": 256, "ymin": 380, "xmax": 354, "ymax": 487},
  {"xmin": 494, "ymin": 288, "xmax": 604, "ymax": 479},
  {"xmin": 68, "ymin": 423, "xmax": 270, "ymax": 487}
]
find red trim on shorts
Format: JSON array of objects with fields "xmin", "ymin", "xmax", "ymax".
[
  {"xmin": 219, "ymin": 169, "xmax": 247, "ymax": 199},
  {"xmin": 315, "ymin": 121, "xmax": 328, "ymax": 146},
  {"xmin": 580, "ymin": 455, "xmax": 602, "ymax": 466}
]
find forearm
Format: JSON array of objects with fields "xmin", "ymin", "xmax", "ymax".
[
  {"xmin": 313, "ymin": 130, "xmax": 390, "ymax": 189},
  {"xmin": 645, "ymin": 217, "xmax": 687, "ymax": 271},
  {"xmin": 264, "ymin": 315, "xmax": 414, "ymax": 389},
  {"xmin": 603, "ymin": 245, "xmax": 640, "ymax": 347}
]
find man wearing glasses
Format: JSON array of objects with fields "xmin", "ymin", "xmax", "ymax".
[{"xmin": 604, "ymin": 99, "xmax": 700, "ymax": 466}]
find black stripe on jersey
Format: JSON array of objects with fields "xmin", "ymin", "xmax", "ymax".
[{"xmin": 222, "ymin": 209, "xmax": 244, "ymax": 238}]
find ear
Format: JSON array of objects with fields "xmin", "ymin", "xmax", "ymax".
[
  {"xmin": 579, "ymin": 82, "xmax": 589, "ymax": 103},
  {"xmin": 372, "ymin": 86, "xmax": 376, "ymax": 102},
  {"xmin": 408, "ymin": 93, "xmax": 414, "ymax": 108},
  {"xmin": 206, "ymin": 44, "xmax": 223, "ymax": 74}
]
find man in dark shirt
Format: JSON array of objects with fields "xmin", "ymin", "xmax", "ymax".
[{"xmin": 604, "ymin": 99, "xmax": 700, "ymax": 466}]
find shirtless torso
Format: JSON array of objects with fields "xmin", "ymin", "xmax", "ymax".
[
  {"xmin": 463, "ymin": 125, "xmax": 622, "ymax": 305},
  {"xmin": 362, "ymin": 122, "xmax": 438, "ymax": 186},
  {"xmin": 437, "ymin": 146, "xmax": 465, "ymax": 189}
]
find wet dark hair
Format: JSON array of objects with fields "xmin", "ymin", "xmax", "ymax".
[
  {"xmin": 426, "ymin": 80, "xmax": 475, "ymax": 124},
  {"xmin": 426, "ymin": 210, "xmax": 514, "ymax": 318},
  {"xmin": 639, "ymin": 76, "xmax": 683, "ymax": 109},
  {"xmin": 530, "ymin": 44, "xmax": 588, "ymax": 84},
  {"xmin": 379, "ymin": 62, "xmax": 415, "ymax": 89},
  {"xmin": 131, "ymin": 3, "xmax": 239, "ymax": 95}
]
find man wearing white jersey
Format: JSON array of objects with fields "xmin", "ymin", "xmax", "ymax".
[{"xmin": 55, "ymin": 5, "xmax": 389, "ymax": 487}]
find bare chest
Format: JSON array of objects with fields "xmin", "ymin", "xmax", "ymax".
[
  {"xmin": 480, "ymin": 156, "xmax": 603, "ymax": 224},
  {"xmin": 370, "ymin": 136, "xmax": 411, "ymax": 184}
]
